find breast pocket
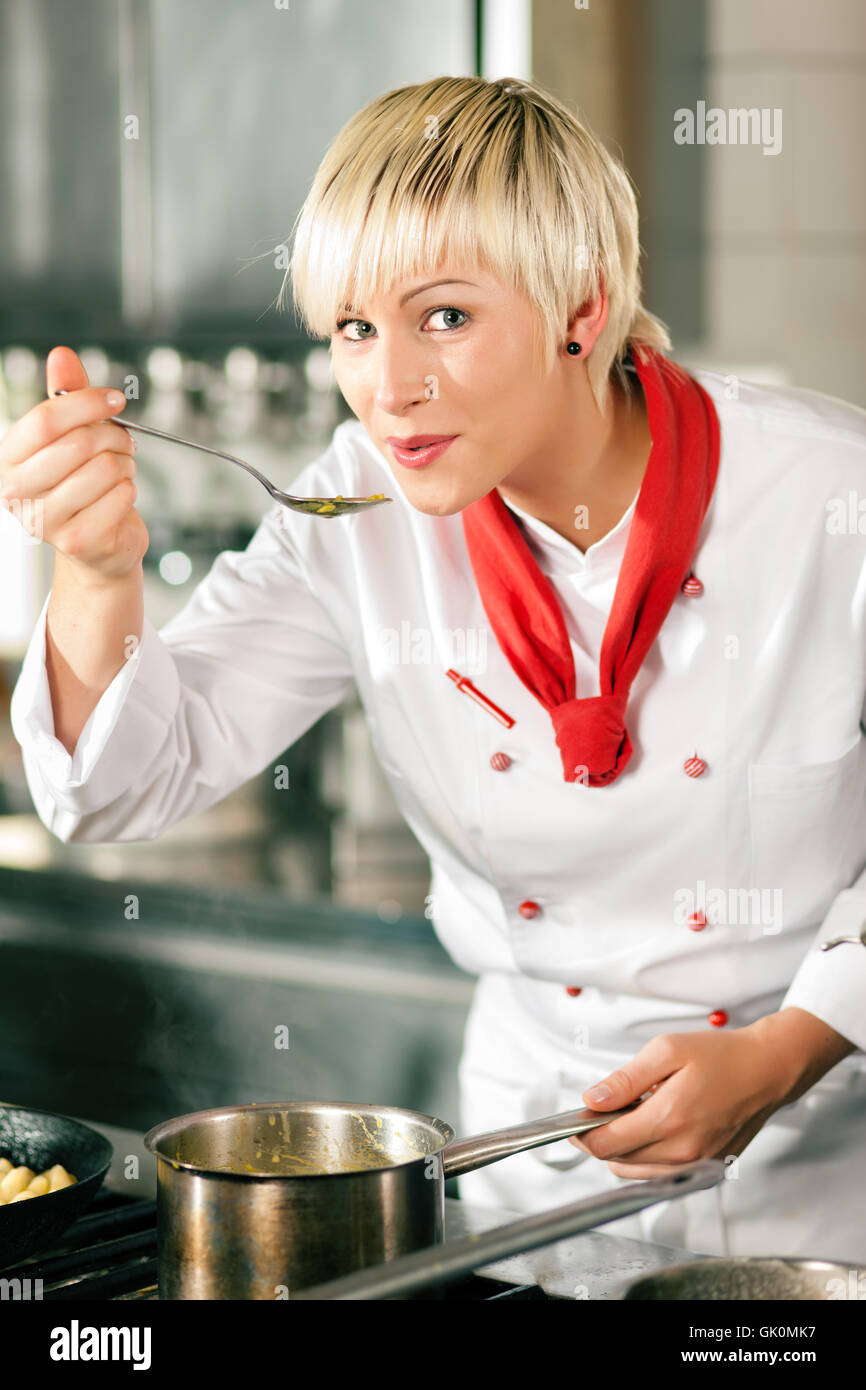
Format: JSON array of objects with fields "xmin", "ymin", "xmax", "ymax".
[{"xmin": 747, "ymin": 734, "xmax": 866, "ymax": 928}]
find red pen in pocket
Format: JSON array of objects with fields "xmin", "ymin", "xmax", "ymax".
[{"xmin": 446, "ymin": 669, "xmax": 515, "ymax": 728}]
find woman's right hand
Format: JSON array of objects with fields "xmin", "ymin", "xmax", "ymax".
[{"xmin": 0, "ymin": 345, "xmax": 148, "ymax": 581}]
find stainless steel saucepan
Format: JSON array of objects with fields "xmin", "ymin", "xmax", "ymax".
[{"xmin": 144, "ymin": 1096, "xmax": 679, "ymax": 1299}]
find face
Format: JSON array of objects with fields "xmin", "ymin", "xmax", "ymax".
[{"xmin": 329, "ymin": 265, "xmax": 575, "ymax": 515}]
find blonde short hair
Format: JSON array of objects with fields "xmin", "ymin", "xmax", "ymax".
[{"xmin": 284, "ymin": 74, "xmax": 671, "ymax": 417}]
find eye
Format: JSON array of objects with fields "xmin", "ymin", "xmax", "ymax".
[
  {"xmin": 333, "ymin": 306, "xmax": 469, "ymax": 341},
  {"xmin": 335, "ymin": 318, "xmax": 375, "ymax": 341},
  {"xmin": 426, "ymin": 307, "xmax": 468, "ymax": 331}
]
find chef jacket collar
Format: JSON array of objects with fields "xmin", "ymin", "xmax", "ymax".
[{"xmin": 498, "ymin": 487, "xmax": 640, "ymax": 579}]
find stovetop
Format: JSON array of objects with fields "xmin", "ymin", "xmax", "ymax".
[{"xmin": 0, "ymin": 1185, "xmax": 701, "ymax": 1301}]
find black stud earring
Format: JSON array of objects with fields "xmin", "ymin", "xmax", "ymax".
[{"xmin": 567, "ymin": 341, "xmax": 581, "ymax": 355}]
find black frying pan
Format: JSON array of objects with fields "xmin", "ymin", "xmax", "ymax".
[{"xmin": 0, "ymin": 1105, "xmax": 113, "ymax": 1268}]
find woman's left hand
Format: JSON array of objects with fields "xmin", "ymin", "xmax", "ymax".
[{"xmin": 568, "ymin": 1015, "xmax": 802, "ymax": 1178}]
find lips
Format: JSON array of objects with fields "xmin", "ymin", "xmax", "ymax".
[
  {"xmin": 386, "ymin": 434, "xmax": 455, "ymax": 449},
  {"xmin": 386, "ymin": 434, "xmax": 458, "ymax": 469}
]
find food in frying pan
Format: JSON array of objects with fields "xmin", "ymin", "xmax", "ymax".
[{"xmin": 0, "ymin": 1156, "xmax": 77, "ymax": 1204}]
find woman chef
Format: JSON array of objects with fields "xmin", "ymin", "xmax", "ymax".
[{"xmin": 4, "ymin": 76, "xmax": 866, "ymax": 1263}]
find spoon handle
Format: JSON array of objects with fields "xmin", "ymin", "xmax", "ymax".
[
  {"xmin": 52, "ymin": 388, "xmax": 390, "ymax": 515},
  {"xmin": 108, "ymin": 416, "xmax": 280, "ymax": 501},
  {"xmin": 53, "ymin": 391, "xmax": 280, "ymax": 501}
]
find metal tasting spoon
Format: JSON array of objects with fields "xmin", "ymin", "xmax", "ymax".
[{"xmin": 53, "ymin": 390, "xmax": 392, "ymax": 518}]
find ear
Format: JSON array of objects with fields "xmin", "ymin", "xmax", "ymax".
[{"xmin": 565, "ymin": 275, "xmax": 609, "ymax": 355}]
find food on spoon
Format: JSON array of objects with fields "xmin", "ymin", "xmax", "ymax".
[
  {"xmin": 0, "ymin": 1158, "xmax": 77, "ymax": 1205},
  {"xmin": 314, "ymin": 493, "xmax": 385, "ymax": 511},
  {"xmin": 295, "ymin": 492, "xmax": 388, "ymax": 517}
]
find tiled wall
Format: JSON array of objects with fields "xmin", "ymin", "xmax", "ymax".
[
  {"xmin": 704, "ymin": 0, "xmax": 865, "ymax": 406},
  {"xmin": 532, "ymin": 0, "xmax": 866, "ymax": 406}
]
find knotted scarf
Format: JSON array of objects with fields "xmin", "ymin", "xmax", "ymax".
[{"xmin": 460, "ymin": 344, "xmax": 720, "ymax": 786}]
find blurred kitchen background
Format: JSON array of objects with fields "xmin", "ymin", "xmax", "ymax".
[{"xmin": 0, "ymin": 0, "xmax": 863, "ymax": 1168}]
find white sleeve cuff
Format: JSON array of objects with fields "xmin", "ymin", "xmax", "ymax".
[
  {"xmin": 780, "ymin": 889, "xmax": 866, "ymax": 1054},
  {"xmin": 9, "ymin": 591, "xmax": 180, "ymax": 814}
]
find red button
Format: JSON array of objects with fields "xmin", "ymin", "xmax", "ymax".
[
  {"xmin": 688, "ymin": 912, "xmax": 707, "ymax": 931},
  {"xmin": 565, "ymin": 986, "xmax": 582, "ymax": 997},
  {"xmin": 490, "ymin": 752, "xmax": 512, "ymax": 771},
  {"xmin": 518, "ymin": 900, "xmax": 540, "ymax": 919},
  {"xmin": 684, "ymin": 755, "xmax": 707, "ymax": 777},
  {"xmin": 708, "ymin": 1010, "xmax": 728, "ymax": 1027},
  {"xmin": 682, "ymin": 574, "xmax": 704, "ymax": 596}
]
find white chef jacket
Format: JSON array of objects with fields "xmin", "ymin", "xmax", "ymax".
[{"xmin": 10, "ymin": 365, "xmax": 866, "ymax": 1263}]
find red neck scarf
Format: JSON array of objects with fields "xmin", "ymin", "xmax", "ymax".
[{"xmin": 460, "ymin": 344, "xmax": 720, "ymax": 786}]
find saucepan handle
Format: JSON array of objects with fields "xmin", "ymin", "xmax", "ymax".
[
  {"xmin": 440, "ymin": 1102, "xmax": 642, "ymax": 1179},
  {"xmin": 292, "ymin": 1158, "xmax": 725, "ymax": 1300}
]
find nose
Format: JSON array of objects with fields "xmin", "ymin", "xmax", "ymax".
[{"xmin": 372, "ymin": 332, "xmax": 430, "ymax": 414}]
